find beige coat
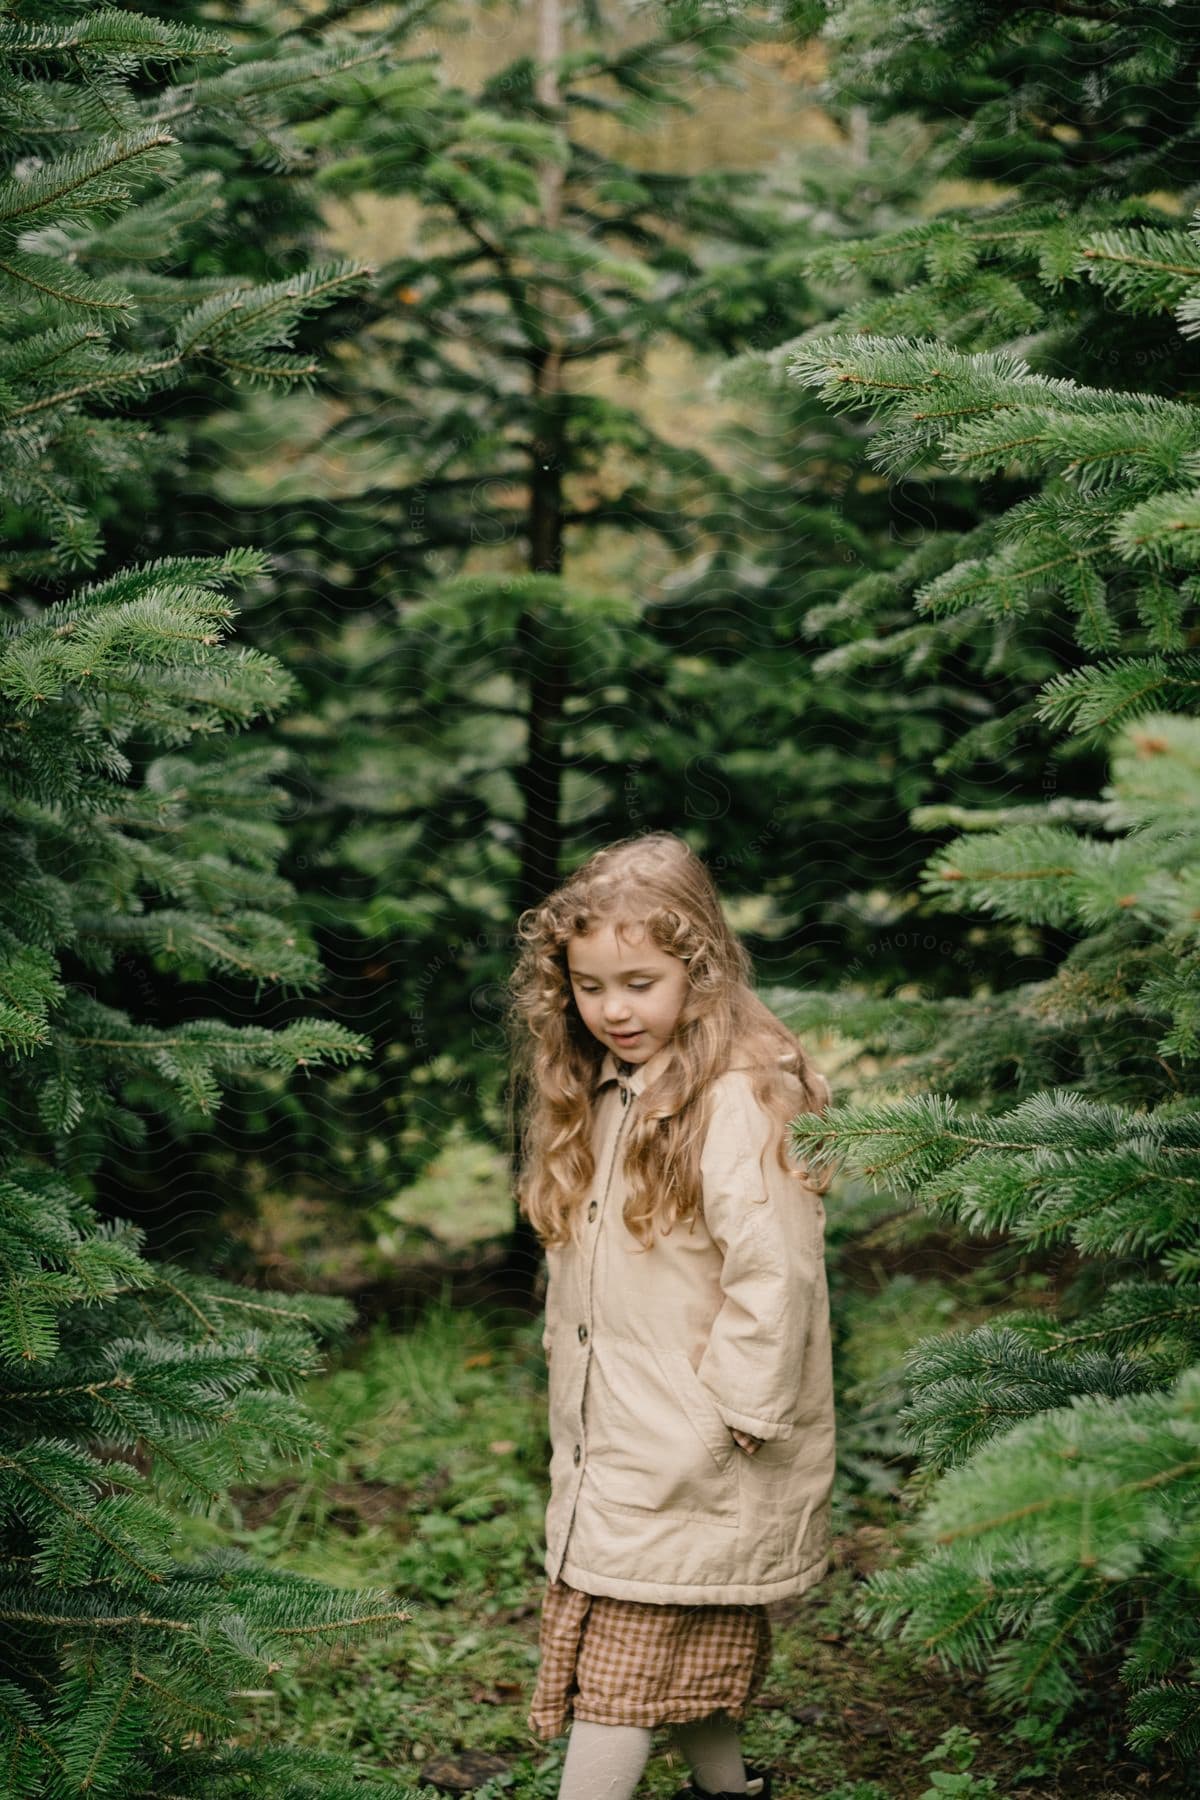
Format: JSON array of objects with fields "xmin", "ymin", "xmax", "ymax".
[{"xmin": 540, "ymin": 1042, "xmax": 835, "ymax": 1605}]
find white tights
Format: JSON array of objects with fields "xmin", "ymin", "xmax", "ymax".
[{"xmin": 555, "ymin": 1708, "xmax": 747, "ymax": 1800}]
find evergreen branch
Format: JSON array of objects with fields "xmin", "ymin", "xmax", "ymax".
[
  {"xmin": 135, "ymin": 1276, "xmax": 221, "ymax": 1343},
  {"xmin": 1078, "ymin": 229, "xmax": 1200, "ymax": 311},
  {"xmin": 36, "ymin": 170, "xmax": 224, "ymax": 265},
  {"xmin": 899, "ymin": 1322, "xmax": 1160, "ymax": 1469},
  {"xmin": 1113, "ymin": 486, "xmax": 1200, "ymax": 566},
  {"xmin": 0, "ymin": 14, "xmax": 228, "ymax": 65},
  {"xmin": 1037, "ymin": 656, "xmax": 1200, "ymax": 737},
  {"xmin": 921, "ymin": 823, "xmax": 1192, "ymax": 930},
  {"xmin": 935, "ymin": 1455, "xmax": 1200, "ymax": 1544},
  {"xmin": 148, "ymin": 37, "xmax": 395, "ymax": 125},
  {"xmin": 0, "ymin": 324, "xmax": 108, "ymax": 380},
  {"xmin": 1048, "ymin": 1283, "xmax": 1200, "ymax": 1354},
  {"xmin": 215, "ymin": 354, "xmax": 319, "ymax": 382},
  {"xmin": 0, "ymin": 1447, "xmax": 167, "ymax": 1583},
  {"xmin": 128, "ymin": 1662, "xmax": 231, "ymax": 1734},
  {"xmin": 61, "ymin": 1019, "xmax": 369, "ymax": 1066},
  {"xmin": 69, "ymin": 548, "xmax": 268, "ymax": 608},
  {"xmin": 174, "ymin": 262, "xmax": 371, "ymax": 359},
  {"xmin": 70, "ymin": 1661, "xmax": 142, "ymax": 1791},
  {"xmin": 791, "ymin": 1090, "xmax": 1200, "ymax": 1192},
  {"xmin": 0, "ymin": 129, "xmax": 176, "ymax": 231},
  {"xmin": 0, "ymin": 253, "xmax": 133, "ymax": 313},
  {"xmin": 268, "ymin": 1606, "xmax": 412, "ymax": 1640},
  {"xmin": 8, "ymin": 354, "xmax": 183, "ymax": 418},
  {"xmin": 0, "ymin": 1607, "xmax": 195, "ymax": 1632}
]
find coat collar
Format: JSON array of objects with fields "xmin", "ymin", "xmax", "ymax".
[
  {"xmin": 595, "ymin": 1043, "xmax": 797, "ymax": 1096},
  {"xmin": 595, "ymin": 1041, "xmax": 674, "ymax": 1096}
]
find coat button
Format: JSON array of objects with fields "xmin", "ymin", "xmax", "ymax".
[
  {"xmin": 578, "ymin": 1323, "xmax": 588, "ymax": 1343},
  {"xmin": 573, "ymin": 1443, "xmax": 581, "ymax": 1464},
  {"xmin": 620, "ymin": 1086, "xmax": 630, "ymax": 1106},
  {"xmin": 587, "ymin": 1200, "xmax": 597, "ymax": 1220}
]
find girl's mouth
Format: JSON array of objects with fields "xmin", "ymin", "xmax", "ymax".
[{"xmin": 611, "ymin": 1030, "xmax": 643, "ymax": 1044}]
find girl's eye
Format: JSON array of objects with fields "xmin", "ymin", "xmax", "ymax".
[{"xmin": 575, "ymin": 981, "xmax": 653, "ymax": 993}]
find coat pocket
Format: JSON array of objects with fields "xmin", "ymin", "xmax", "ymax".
[
  {"xmin": 653, "ymin": 1346, "xmax": 739, "ymax": 1477},
  {"xmin": 584, "ymin": 1336, "xmax": 738, "ymax": 1523}
]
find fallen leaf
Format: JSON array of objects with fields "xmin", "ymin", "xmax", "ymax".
[{"xmin": 420, "ymin": 1749, "xmax": 512, "ymax": 1793}]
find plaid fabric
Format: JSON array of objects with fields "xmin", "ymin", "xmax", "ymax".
[{"xmin": 527, "ymin": 1577, "xmax": 772, "ymax": 1739}]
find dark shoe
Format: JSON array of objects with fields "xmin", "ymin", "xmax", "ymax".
[{"xmin": 670, "ymin": 1764, "xmax": 772, "ymax": 1800}]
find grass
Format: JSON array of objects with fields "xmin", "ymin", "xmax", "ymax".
[{"xmin": 170, "ymin": 1249, "xmax": 1182, "ymax": 1800}]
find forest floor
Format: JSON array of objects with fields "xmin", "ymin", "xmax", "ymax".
[{"xmin": 176, "ymin": 1266, "xmax": 1194, "ymax": 1800}]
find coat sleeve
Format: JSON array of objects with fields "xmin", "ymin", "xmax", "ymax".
[{"xmin": 695, "ymin": 1072, "xmax": 825, "ymax": 1443}]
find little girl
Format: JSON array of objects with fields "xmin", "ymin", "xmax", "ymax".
[{"xmin": 508, "ymin": 832, "xmax": 836, "ymax": 1800}]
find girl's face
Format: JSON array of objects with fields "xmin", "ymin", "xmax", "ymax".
[{"xmin": 566, "ymin": 921, "xmax": 690, "ymax": 1064}]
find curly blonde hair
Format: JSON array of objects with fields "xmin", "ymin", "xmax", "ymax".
[{"xmin": 506, "ymin": 831, "xmax": 831, "ymax": 1252}]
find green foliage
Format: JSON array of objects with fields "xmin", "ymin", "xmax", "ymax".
[
  {"xmin": 158, "ymin": 1, "xmax": 899, "ymax": 1210},
  {"xmin": 765, "ymin": 0, "xmax": 1200, "ymax": 1771},
  {"xmin": 214, "ymin": 1304, "xmax": 549, "ymax": 1609},
  {"xmin": 0, "ymin": 1176, "xmax": 416, "ymax": 1796},
  {"xmin": 0, "ymin": 544, "xmax": 370, "ymax": 1165},
  {"xmin": 0, "ymin": 1, "xmax": 421, "ymax": 1791},
  {"xmin": 916, "ymin": 1727, "xmax": 1003, "ymax": 1798}
]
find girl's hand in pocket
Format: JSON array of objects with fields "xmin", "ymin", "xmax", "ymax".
[{"xmin": 731, "ymin": 1428, "xmax": 764, "ymax": 1455}]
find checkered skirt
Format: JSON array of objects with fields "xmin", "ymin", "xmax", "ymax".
[{"xmin": 527, "ymin": 1577, "xmax": 772, "ymax": 1739}]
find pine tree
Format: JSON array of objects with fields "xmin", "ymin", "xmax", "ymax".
[
  {"xmin": 693, "ymin": 103, "xmax": 1075, "ymax": 1002},
  {"xmin": 141, "ymin": 3, "xmax": 850, "ymax": 1257},
  {"xmin": 1, "ymin": 4, "xmax": 417, "ymax": 1789},
  {"xmin": 320, "ymin": 0, "xmax": 810, "ymax": 909},
  {"xmin": 762, "ymin": 0, "xmax": 1200, "ymax": 1767},
  {"xmin": 0, "ymin": 0, "xmax": 458, "ymax": 1252}
]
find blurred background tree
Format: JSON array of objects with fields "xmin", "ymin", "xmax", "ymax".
[{"xmin": 101, "ymin": 0, "xmax": 1026, "ymax": 1286}]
